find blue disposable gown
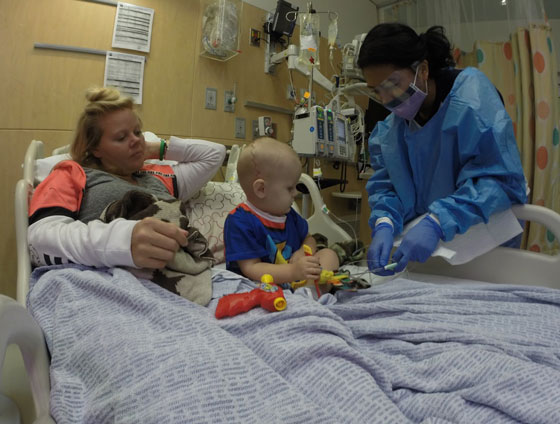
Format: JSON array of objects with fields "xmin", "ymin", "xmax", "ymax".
[{"xmin": 367, "ymin": 67, "xmax": 527, "ymax": 242}]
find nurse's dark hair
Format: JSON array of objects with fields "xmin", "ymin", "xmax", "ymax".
[
  {"xmin": 357, "ymin": 23, "xmax": 455, "ymax": 76},
  {"xmin": 70, "ymin": 87, "xmax": 142, "ymax": 168}
]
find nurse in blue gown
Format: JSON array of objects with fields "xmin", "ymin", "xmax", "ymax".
[{"xmin": 358, "ymin": 23, "xmax": 527, "ymax": 275}]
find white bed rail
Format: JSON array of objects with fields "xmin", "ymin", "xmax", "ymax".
[
  {"xmin": 297, "ymin": 173, "xmax": 352, "ymax": 245},
  {"xmin": 411, "ymin": 204, "xmax": 560, "ymax": 288},
  {"xmin": 16, "ymin": 140, "xmax": 44, "ymax": 305},
  {"xmin": 0, "ymin": 295, "xmax": 54, "ymax": 424},
  {"xmin": 15, "ymin": 179, "xmax": 32, "ymax": 306}
]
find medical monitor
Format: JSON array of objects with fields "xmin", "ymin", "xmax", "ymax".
[
  {"xmin": 267, "ymin": 0, "xmax": 298, "ymax": 38},
  {"xmin": 334, "ymin": 116, "xmax": 351, "ymax": 160},
  {"xmin": 336, "ymin": 118, "xmax": 346, "ymax": 144}
]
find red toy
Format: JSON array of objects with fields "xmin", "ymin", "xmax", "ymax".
[{"xmin": 215, "ymin": 274, "xmax": 287, "ymax": 319}]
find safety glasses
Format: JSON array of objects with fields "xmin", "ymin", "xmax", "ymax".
[{"xmin": 360, "ymin": 69, "xmax": 416, "ymax": 107}]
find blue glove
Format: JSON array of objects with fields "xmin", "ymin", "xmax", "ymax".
[
  {"xmin": 367, "ymin": 223, "xmax": 394, "ymax": 276},
  {"xmin": 392, "ymin": 216, "xmax": 443, "ymax": 272}
]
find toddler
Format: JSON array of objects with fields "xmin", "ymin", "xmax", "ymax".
[{"xmin": 224, "ymin": 137, "xmax": 339, "ymax": 295}]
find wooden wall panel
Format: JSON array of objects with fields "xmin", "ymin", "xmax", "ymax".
[
  {"xmin": 136, "ymin": 0, "xmax": 200, "ymax": 135},
  {"xmin": 0, "ymin": 0, "xmax": 115, "ymax": 130}
]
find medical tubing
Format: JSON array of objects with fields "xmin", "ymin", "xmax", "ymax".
[{"xmin": 324, "ymin": 206, "xmax": 362, "ymax": 257}]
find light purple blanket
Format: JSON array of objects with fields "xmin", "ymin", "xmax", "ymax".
[{"xmin": 28, "ymin": 265, "xmax": 560, "ymax": 423}]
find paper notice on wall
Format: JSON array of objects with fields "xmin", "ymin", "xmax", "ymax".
[
  {"xmin": 112, "ymin": 2, "xmax": 154, "ymax": 53},
  {"xmin": 104, "ymin": 51, "xmax": 145, "ymax": 104}
]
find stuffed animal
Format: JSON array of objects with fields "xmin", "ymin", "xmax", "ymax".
[{"xmin": 101, "ymin": 190, "xmax": 214, "ymax": 306}]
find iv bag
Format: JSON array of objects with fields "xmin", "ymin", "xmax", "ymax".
[
  {"xmin": 328, "ymin": 12, "xmax": 338, "ymax": 48},
  {"xmin": 298, "ymin": 11, "xmax": 320, "ymax": 68}
]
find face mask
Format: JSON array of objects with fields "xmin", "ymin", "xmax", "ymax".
[{"xmin": 384, "ymin": 66, "xmax": 427, "ymax": 121}]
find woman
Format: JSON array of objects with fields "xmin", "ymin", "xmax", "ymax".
[
  {"xmin": 28, "ymin": 87, "xmax": 226, "ymax": 271},
  {"xmin": 358, "ymin": 23, "xmax": 527, "ymax": 275}
]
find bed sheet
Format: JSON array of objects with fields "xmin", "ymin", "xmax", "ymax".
[{"xmin": 27, "ymin": 265, "xmax": 560, "ymax": 424}]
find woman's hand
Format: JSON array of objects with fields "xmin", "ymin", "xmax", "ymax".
[{"xmin": 131, "ymin": 217, "xmax": 188, "ymax": 269}]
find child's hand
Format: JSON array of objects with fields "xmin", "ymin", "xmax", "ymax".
[
  {"xmin": 292, "ymin": 255, "xmax": 321, "ymax": 281},
  {"xmin": 289, "ymin": 249, "xmax": 305, "ymax": 264}
]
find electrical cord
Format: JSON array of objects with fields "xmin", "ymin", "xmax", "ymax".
[
  {"xmin": 288, "ymin": 69, "xmax": 298, "ymax": 104},
  {"xmin": 339, "ymin": 162, "xmax": 347, "ymax": 192},
  {"xmin": 320, "ymin": 204, "xmax": 363, "ymax": 259}
]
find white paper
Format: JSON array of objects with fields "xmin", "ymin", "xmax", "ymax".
[
  {"xmin": 394, "ymin": 208, "xmax": 523, "ymax": 265},
  {"xmin": 112, "ymin": 2, "xmax": 154, "ymax": 53},
  {"xmin": 104, "ymin": 51, "xmax": 145, "ymax": 104}
]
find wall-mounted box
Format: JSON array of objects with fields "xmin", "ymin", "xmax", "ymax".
[{"xmin": 200, "ymin": 0, "xmax": 242, "ymax": 62}]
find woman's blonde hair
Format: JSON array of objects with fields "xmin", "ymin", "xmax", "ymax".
[{"xmin": 70, "ymin": 87, "xmax": 141, "ymax": 167}]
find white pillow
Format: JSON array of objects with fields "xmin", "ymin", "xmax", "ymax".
[
  {"xmin": 186, "ymin": 182, "xmax": 246, "ymax": 264},
  {"xmin": 33, "ymin": 132, "xmax": 160, "ymax": 183},
  {"xmin": 34, "ymin": 153, "xmax": 72, "ymax": 183},
  {"xmin": 142, "ymin": 131, "xmax": 160, "ymax": 142}
]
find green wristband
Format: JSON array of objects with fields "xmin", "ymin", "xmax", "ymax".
[{"xmin": 159, "ymin": 139, "xmax": 167, "ymax": 160}]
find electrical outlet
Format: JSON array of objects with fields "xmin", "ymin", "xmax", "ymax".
[
  {"xmin": 205, "ymin": 87, "xmax": 217, "ymax": 110},
  {"xmin": 234, "ymin": 117, "xmax": 246, "ymax": 139},
  {"xmin": 250, "ymin": 28, "xmax": 261, "ymax": 47},
  {"xmin": 224, "ymin": 90, "xmax": 235, "ymax": 113}
]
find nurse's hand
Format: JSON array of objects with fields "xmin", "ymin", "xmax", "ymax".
[
  {"xmin": 392, "ymin": 216, "xmax": 443, "ymax": 272},
  {"xmin": 367, "ymin": 223, "xmax": 395, "ymax": 276},
  {"xmin": 131, "ymin": 217, "xmax": 189, "ymax": 269}
]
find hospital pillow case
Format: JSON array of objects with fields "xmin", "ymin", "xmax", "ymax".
[
  {"xmin": 34, "ymin": 131, "xmax": 161, "ymax": 183},
  {"xmin": 186, "ymin": 182, "xmax": 246, "ymax": 264}
]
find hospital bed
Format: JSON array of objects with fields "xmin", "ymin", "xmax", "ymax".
[{"xmin": 2, "ymin": 139, "xmax": 560, "ymax": 424}]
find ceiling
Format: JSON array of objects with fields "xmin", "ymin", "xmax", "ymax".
[
  {"xmin": 369, "ymin": 0, "xmax": 560, "ymax": 19},
  {"xmin": 368, "ymin": 0, "xmax": 401, "ymax": 6}
]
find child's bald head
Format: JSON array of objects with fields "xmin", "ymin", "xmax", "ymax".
[{"xmin": 237, "ymin": 137, "xmax": 300, "ymax": 196}]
